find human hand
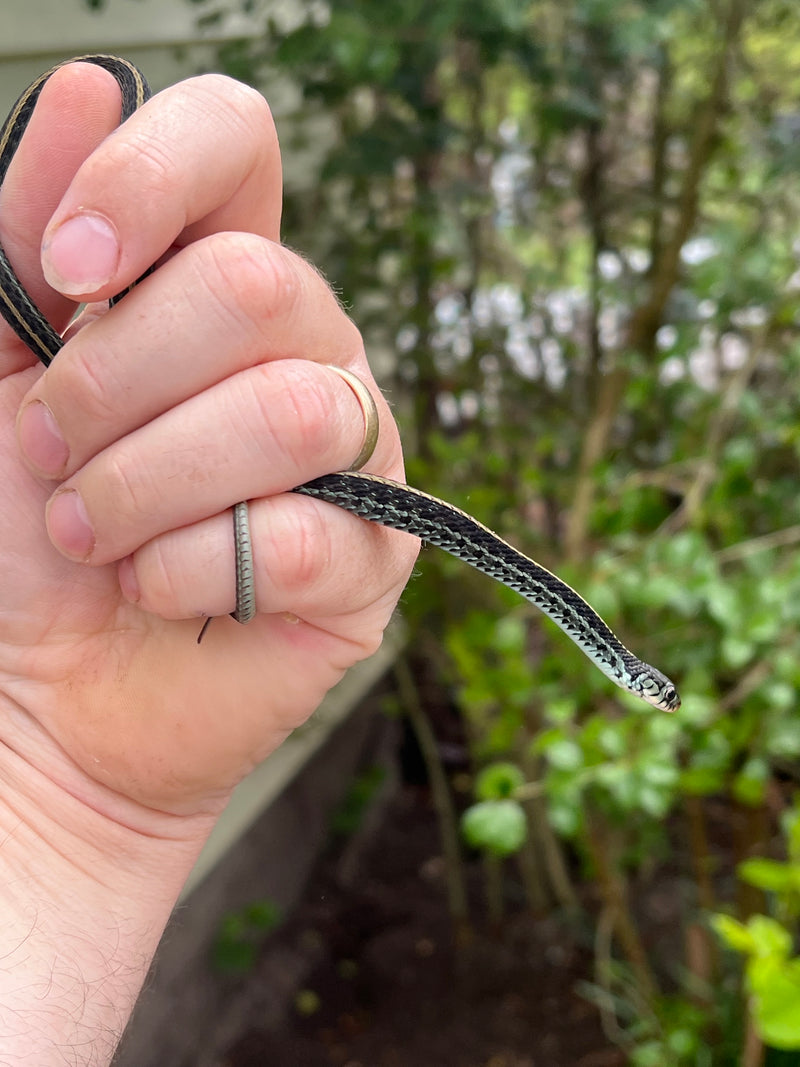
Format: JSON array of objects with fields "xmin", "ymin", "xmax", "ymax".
[{"xmin": 0, "ymin": 62, "xmax": 418, "ymax": 824}]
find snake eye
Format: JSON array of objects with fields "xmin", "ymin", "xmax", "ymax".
[{"xmin": 661, "ymin": 685, "xmax": 680, "ymax": 710}]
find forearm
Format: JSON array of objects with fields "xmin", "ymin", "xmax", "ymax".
[
  {"xmin": 0, "ymin": 707, "xmax": 218, "ymax": 1066},
  {"xmin": 0, "ymin": 869, "xmax": 154, "ymax": 1067}
]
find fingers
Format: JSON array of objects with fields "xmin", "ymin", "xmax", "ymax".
[
  {"xmin": 41, "ymin": 72, "xmax": 281, "ymax": 300},
  {"xmin": 39, "ymin": 355, "xmax": 392, "ymax": 566},
  {"xmin": 0, "ymin": 62, "xmax": 281, "ymax": 378},
  {"xmin": 8, "ymin": 62, "xmax": 416, "ymax": 633},
  {"xmin": 118, "ymin": 492, "xmax": 415, "ymax": 637},
  {"xmin": 18, "ymin": 236, "xmax": 367, "ymax": 478},
  {"xmin": 0, "ymin": 63, "xmax": 123, "ymax": 372},
  {"xmin": 17, "ymin": 239, "xmax": 398, "ymax": 570}
]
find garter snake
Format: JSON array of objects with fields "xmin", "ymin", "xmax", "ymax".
[{"xmin": 0, "ymin": 55, "xmax": 680, "ymax": 712}]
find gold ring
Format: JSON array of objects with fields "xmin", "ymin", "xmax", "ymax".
[{"xmin": 327, "ymin": 365, "xmax": 380, "ymax": 471}]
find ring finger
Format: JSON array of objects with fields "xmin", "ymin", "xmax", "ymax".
[{"xmin": 119, "ymin": 490, "xmax": 415, "ymax": 631}]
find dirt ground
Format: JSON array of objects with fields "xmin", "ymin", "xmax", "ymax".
[{"xmin": 218, "ymin": 781, "xmax": 626, "ymax": 1067}]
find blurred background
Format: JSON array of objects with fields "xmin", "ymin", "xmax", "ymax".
[{"xmin": 3, "ymin": 2, "xmax": 800, "ymax": 1065}]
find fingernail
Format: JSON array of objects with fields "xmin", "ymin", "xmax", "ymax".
[
  {"xmin": 17, "ymin": 400, "xmax": 69, "ymax": 476},
  {"xmin": 42, "ymin": 212, "xmax": 120, "ymax": 294},
  {"xmin": 46, "ymin": 489, "xmax": 95, "ymax": 561},
  {"xmin": 118, "ymin": 556, "xmax": 140, "ymax": 603}
]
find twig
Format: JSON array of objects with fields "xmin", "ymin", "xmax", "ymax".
[
  {"xmin": 741, "ymin": 1012, "xmax": 764, "ymax": 1067},
  {"xmin": 392, "ymin": 656, "xmax": 471, "ymax": 933},
  {"xmin": 521, "ymin": 753, "xmax": 580, "ymax": 912},
  {"xmin": 716, "ymin": 525, "xmax": 800, "ymax": 564},
  {"xmin": 718, "ymin": 660, "xmax": 770, "ymax": 714},
  {"xmin": 660, "ymin": 337, "xmax": 762, "ymax": 535},
  {"xmin": 594, "ymin": 903, "xmax": 629, "ymax": 1046},
  {"xmin": 585, "ymin": 812, "xmax": 660, "ymax": 1003}
]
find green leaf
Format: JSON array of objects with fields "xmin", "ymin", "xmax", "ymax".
[
  {"xmin": 711, "ymin": 913, "xmax": 755, "ymax": 954},
  {"xmin": 732, "ymin": 758, "xmax": 769, "ymax": 806},
  {"xmin": 680, "ymin": 766, "xmax": 727, "ymax": 796},
  {"xmin": 544, "ymin": 738, "xmax": 584, "ymax": 771},
  {"xmin": 747, "ymin": 915, "xmax": 793, "ymax": 959},
  {"xmin": 721, "ymin": 635, "xmax": 754, "ymax": 669},
  {"xmin": 748, "ymin": 956, "xmax": 800, "ymax": 1048},
  {"xmin": 461, "ymin": 799, "xmax": 527, "ymax": 857},
  {"xmin": 474, "ymin": 761, "xmax": 526, "ymax": 800},
  {"xmin": 705, "ymin": 581, "xmax": 739, "ymax": 625},
  {"xmin": 738, "ymin": 858, "xmax": 798, "ymax": 894},
  {"xmin": 765, "ymin": 714, "xmax": 800, "ymax": 757}
]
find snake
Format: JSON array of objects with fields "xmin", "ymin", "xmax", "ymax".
[{"xmin": 0, "ymin": 55, "xmax": 680, "ymax": 713}]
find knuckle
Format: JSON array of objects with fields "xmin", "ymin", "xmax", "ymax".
[
  {"xmin": 353, "ymin": 628, "xmax": 385, "ymax": 661},
  {"xmin": 281, "ymin": 367, "xmax": 336, "ymax": 464},
  {"xmin": 193, "ymin": 233, "xmax": 304, "ymax": 336},
  {"xmin": 268, "ymin": 500, "xmax": 332, "ymax": 593},
  {"xmin": 104, "ymin": 445, "xmax": 152, "ymax": 525},
  {"xmin": 56, "ymin": 339, "xmax": 122, "ymax": 428},
  {"xmin": 95, "ymin": 133, "xmax": 176, "ymax": 203},
  {"xmin": 187, "ymin": 75, "xmax": 275, "ymax": 142},
  {"xmin": 135, "ymin": 539, "xmax": 184, "ymax": 619},
  {"xmin": 236, "ymin": 361, "xmax": 336, "ymax": 475}
]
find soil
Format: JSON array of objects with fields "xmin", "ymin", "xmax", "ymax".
[{"xmin": 219, "ymin": 778, "xmax": 626, "ymax": 1067}]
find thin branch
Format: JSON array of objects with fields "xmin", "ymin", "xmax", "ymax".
[
  {"xmin": 716, "ymin": 525, "xmax": 800, "ymax": 564},
  {"xmin": 627, "ymin": 0, "xmax": 747, "ymax": 354},
  {"xmin": 584, "ymin": 812, "xmax": 660, "ymax": 1003},
  {"xmin": 659, "ymin": 334, "xmax": 762, "ymax": 535},
  {"xmin": 393, "ymin": 656, "xmax": 471, "ymax": 933}
]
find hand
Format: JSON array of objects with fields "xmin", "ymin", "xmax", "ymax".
[
  {"xmin": 0, "ymin": 62, "xmax": 418, "ymax": 820},
  {"xmin": 0, "ymin": 61, "xmax": 421, "ymax": 1063}
]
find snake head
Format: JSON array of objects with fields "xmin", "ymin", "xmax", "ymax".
[{"xmin": 638, "ymin": 667, "xmax": 681, "ymax": 712}]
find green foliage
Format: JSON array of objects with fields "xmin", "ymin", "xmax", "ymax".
[
  {"xmin": 461, "ymin": 761, "xmax": 527, "ymax": 858},
  {"xmin": 713, "ymin": 799, "xmax": 800, "ymax": 1050},
  {"xmin": 192, "ymin": 0, "xmax": 800, "ymax": 1058},
  {"xmin": 329, "ymin": 765, "xmax": 386, "ymax": 835},
  {"xmin": 713, "ymin": 915, "xmax": 800, "ymax": 1050},
  {"xmin": 212, "ymin": 898, "xmax": 282, "ymax": 973},
  {"xmin": 474, "ymin": 760, "xmax": 526, "ymax": 800},
  {"xmin": 461, "ymin": 798, "xmax": 527, "ymax": 857}
]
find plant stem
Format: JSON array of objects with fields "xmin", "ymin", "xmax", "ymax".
[
  {"xmin": 585, "ymin": 812, "xmax": 660, "ymax": 1003},
  {"xmin": 520, "ymin": 751, "xmax": 579, "ymax": 912},
  {"xmin": 483, "ymin": 853, "xmax": 504, "ymax": 929},
  {"xmin": 741, "ymin": 1012, "xmax": 764, "ymax": 1067},
  {"xmin": 685, "ymin": 794, "xmax": 717, "ymax": 914},
  {"xmin": 393, "ymin": 656, "xmax": 471, "ymax": 935}
]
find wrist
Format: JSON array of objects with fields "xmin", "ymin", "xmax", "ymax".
[{"xmin": 0, "ymin": 702, "xmax": 221, "ymax": 1065}]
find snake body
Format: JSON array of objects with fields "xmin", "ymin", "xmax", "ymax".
[
  {"xmin": 0, "ymin": 55, "xmax": 680, "ymax": 713},
  {"xmin": 293, "ymin": 474, "xmax": 679, "ymax": 709}
]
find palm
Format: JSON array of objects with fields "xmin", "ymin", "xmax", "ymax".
[{"xmin": 0, "ymin": 362, "xmax": 365, "ymax": 810}]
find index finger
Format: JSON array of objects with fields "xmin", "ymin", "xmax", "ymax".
[{"xmin": 41, "ymin": 69, "xmax": 282, "ymax": 301}]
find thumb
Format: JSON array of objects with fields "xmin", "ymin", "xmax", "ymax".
[{"xmin": 0, "ymin": 60, "xmax": 124, "ymax": 376}]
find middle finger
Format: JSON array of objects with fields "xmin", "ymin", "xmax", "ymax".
[
  {"xmin": 18, "ymin": 235, "xmax": 369, "ymax": 482},
  {"xmin": 42, "ymin": 353, "xmax": 388, "ymax": 567}
]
